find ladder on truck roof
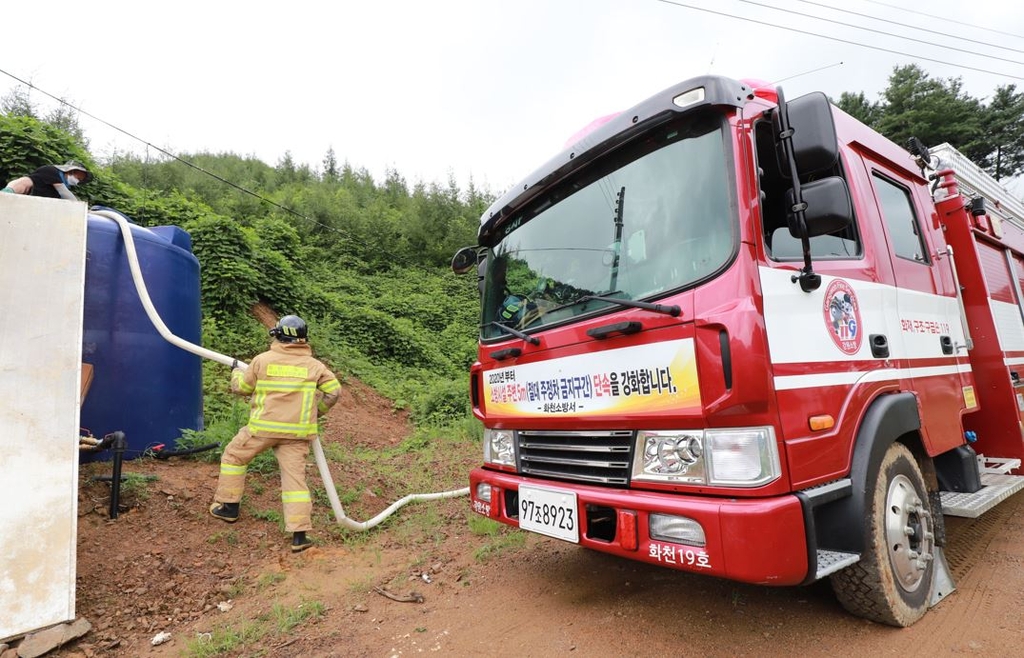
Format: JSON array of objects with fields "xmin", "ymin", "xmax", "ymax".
[
  {"xmin": 928, "ymin": 143, "xmax": 1024, "ymax": 518},
  {"xmin": 929, "ymin": 143, "xmax": 1024, "ymax": 229}
]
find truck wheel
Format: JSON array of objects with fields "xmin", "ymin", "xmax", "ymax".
[{"xmin": 830, "ymin": 442, "xmax": 935, "ymax": 627}]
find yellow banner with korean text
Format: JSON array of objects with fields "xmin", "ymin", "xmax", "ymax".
[{"xmin": 484, "ymin": 339, "xmax": 701, "ymax": 419}]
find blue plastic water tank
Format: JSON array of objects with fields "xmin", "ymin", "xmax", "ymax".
[{"xmin": 80, "ymin": 210, "xmax": 204, "ymax": 460}]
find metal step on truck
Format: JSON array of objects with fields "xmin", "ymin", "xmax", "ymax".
[{"xmin": 451, "ymin": 75, "xmax": 1024, "ymax": 627}]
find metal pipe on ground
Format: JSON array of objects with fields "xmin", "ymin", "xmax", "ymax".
[{"xmin": 108, "ymin": 432, "xmax": 127, "ymax": 519}]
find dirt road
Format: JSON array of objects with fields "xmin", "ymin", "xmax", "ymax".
[
  {"xmin": 49, "ymin": 383, "xmax": 1024, "ymax": 657},
  {"xmin": 338, "ymin": 495, "xmax": 1024, "ymax": 658},
  {"xmin": 63, "ymin": 466, "xmax": 1024, "ymax": 658}
]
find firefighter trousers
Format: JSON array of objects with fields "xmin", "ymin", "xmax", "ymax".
[{"xmin": 213, "ymin": 426, "xmax": 314, "ymax": 532}]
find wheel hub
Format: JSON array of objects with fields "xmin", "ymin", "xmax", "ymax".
[{"xmin": 884, "ymin": 473, "xmax": 934, "ymax": 592}]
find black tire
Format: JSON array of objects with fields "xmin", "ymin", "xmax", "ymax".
[{"xmin": 830, "ymin": 442, "xmax": 935, "ymax": 627}]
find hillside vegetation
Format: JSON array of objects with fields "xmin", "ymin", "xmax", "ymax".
[{"xmin": 0, "ymin": 109, "xmax": 489, "ymax": 445}]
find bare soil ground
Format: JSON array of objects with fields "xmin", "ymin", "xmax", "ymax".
[{"xmin": 48, "ymin": 378, "xmax": 1024, "ymax": 657}]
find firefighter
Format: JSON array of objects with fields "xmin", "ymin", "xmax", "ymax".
[{"xmin": 209, "ymin": 315, "xmax": 341, "ymax": 552}]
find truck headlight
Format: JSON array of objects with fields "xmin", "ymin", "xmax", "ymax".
[
  {"xmin": 705, "ymin": 427, "xmax": 780, "ymax": 487},
  {"xmin": 633, "ymin": 431, "xmax": 706, "ymax": 483},
  {"xmin": 483, "ymin": 428, "xmax": 515, "ymax": 467},
  {"xmin": 633, "ymin": 427, "xmax": 780, "ymax": 487}
]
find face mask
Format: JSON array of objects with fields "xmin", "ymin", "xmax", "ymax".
[{"xmin": 66, "ymin": 174, "xmax": 80, "ymax": 186}]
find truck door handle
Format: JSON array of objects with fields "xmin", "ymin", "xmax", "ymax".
[
  {"xmin": 869, "ymin": 334, "xmax": 889, "ymax": 358},
  {"xmin": 490, "ymin": 347, "xmax": 522, "ymax": 361},
  {"xmin": 587, "ymin": 321, "xmax": 643, "ymax": 340},
  {"xmin": 940, "ymin": 335, "xmax": 954, "ymax": 355}
]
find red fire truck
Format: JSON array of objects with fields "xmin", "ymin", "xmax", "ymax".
[{"xmin": 451, "ymin": 75, "xmax": 1024, "ymax": 627}]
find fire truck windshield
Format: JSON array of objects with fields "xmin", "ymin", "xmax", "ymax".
[{"xmin": 481, "ymin": 115, "xmax": 734, "ymax": 340}]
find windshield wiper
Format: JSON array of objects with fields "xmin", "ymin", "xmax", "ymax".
[
  {"xmin": 488, "ymin": 321, "xmax": 541, "ymax": 345},
  {"xmin": 580, "ymin": 294, "xmax": 681, "ymax": 317}
]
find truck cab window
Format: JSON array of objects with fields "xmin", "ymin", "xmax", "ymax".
[
  {"xmin": 872, "ymin": 173, "xmax": 930, "ymax": 264},
  {"xmin": 754, "ymin": 120, "xmax": 861, "ymax": 261},
  {"xmin": 480, "ymin": 114, "xmax": 735, "ymax": 340}
]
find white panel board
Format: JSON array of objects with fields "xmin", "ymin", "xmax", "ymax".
[{"xmin": 0, "ymin": 195, "xmax": 87, "ymax": 640}]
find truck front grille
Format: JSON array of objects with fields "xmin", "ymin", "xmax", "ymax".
[{"xmin": 516, "ymin": 430, "xmax": 634, "ymax": 486}]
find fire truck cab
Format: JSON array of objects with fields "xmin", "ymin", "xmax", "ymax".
[{"xmin": 453, "ymin": 75, "xmax": 1024, "ymax": 627}]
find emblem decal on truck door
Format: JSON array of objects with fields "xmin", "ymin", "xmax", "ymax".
[{"xmin": 822, "ymin": 279, "xmax": 863, "ymax": 355}]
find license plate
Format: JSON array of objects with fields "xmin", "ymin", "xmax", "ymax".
[{"xmin": 518, "ymin": 484, "xmax": 579, "ymax": 543}]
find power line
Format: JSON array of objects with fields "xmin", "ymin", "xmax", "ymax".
[
  {"xmin": 653, "ymin": 0, "xmax": 1024, "ymax": 82},
  {"xmin": 737, "ymin": 0, "xmax": 1024, "ymax": 66},
  {"xmin": 0, "ymin": 66, "xmax": 341, "ymax": 234},
  {"xmin": 795, "ymin": 0, "xmax": 1024, "ymax": 56},
  {"xmin": 862, "ymin": 0, "xmax": 1024, "ymax": 43},
  {"xmin": 772, "ymin": 61, "xmax": 845, "ymax": 85}
]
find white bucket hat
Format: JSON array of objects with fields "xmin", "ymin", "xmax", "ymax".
[{"xmin": 55, "ymin": 161, "xmax": 93, "ymax": 184}]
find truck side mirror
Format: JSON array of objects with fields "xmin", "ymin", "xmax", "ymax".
[
  {"xmin": 786, "ymin": 177, "xmax": 853, "ymax": 238},
  {"xmin": 772, "ymin": 86, "xmax": 844, "ymax": 293},
  {"xmin": 451, "ymin": 246, "xmax": 480, "ymax": 274},
  {"xmin": 776, "ymin": 91, "xmax": 840, "ymax": 177}
]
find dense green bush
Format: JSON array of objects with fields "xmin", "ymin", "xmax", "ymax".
[
  {"xmin": 411, "ymin": 377, "xmax": 472, "ymax": 426},
  {"xmin": 2, "ymin": 110, "xmax": 490, "ymax": 439},
  {"xmin": 185, "ymin": 215, "xmax": 262, "ymax": 320},
  {"xmin": 0, "ymin": 115, "xmax": 91, "ymax": 186}
]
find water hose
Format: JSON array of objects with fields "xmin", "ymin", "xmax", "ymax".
[
  {"xmin": 151, "ymin": 442, "xmax": 220, "ymax": 459},
  {"xmin": 309, "ymin": 439, "xmax": 470, "ymax": 530},
  {"xmin": 93, "ymin": 208, "xmax": 469, "ymax": 530}
]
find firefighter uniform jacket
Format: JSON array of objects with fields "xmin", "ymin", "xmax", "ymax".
[{"xmin": 231, "ymin": 341, "xmax": 341, "ymax": 439}]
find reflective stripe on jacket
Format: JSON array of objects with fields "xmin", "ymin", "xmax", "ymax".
[{"xmin": 231, "ymin": 341, "xmax": 341, "ymax": 439}]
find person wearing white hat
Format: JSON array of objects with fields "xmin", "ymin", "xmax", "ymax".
[{"xmin": 2, "ymin": 161, "xmax": 93, "ymax": 200}]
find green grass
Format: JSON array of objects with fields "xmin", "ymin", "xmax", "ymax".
[
  {"xmin": 347, "ymin": 575, "xmax": 377, "ymax": 594},
  {"xmin": 247, "ymin": 450, "xmax": 279, "ymax": 475},
  {"xmin": 312, "ymin": 485, "xmax": 360, "ymax": 508},
  {"xmin": 469, "ymin": 515, "xmax": 528, "ymax": 562},
  {"xmin": 119, "ymin": 473, "xmax": 157, "ymax": 502},
  {"xmin": 312, "ymin": 428, "xmax": 475, "ymax": 517},
  {"xmin": 174, "ymin": 400, "xmax": 250, "ymax": 463},
  {"xmin": 392, "ymin": 504, "xmax": 449, "ymax": 547},
  {"xmin": 207, "ymin": 530, "xmax": 239, "ymax": 546},
  {"xmin": 473, "ymin": 532, "xmax": 527, "ymax": 562},
  {"xmin": 319, "ymin": 441, "xmax": 350, "ymax": 464},
  {"xmin": 184, "ymin": 620, "xmax": 264, "ymax": 658},
  {"xmin": 256, "ymin": 572, "xmax": 286, "ymax": 591},
  {"xmin": 223, "ymin": 578, "xmax": 247, "ymax": 599},
  {"xmin": 396, "ymin": 431, "xmax": 431, "ymax": 453},
  {"xmin": 250, "ymin": 508, "xmax": 283, "ymax": 526},
  {"xmin": 467, "ymin": 515, "xmax": 505, "ymax": 537},
  {"xmin": 300, "ymin": 423, "xmax": 479, "ymax": 557},
  {"xmin": 183, "ymin": 597, "xmax": 326, "ymax": 656},
  {"xmin": 273, "ymin": 599, "xmax": 325, "ymax": 632}
]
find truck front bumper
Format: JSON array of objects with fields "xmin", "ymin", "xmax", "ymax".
[{"xmin": 470, "ymin": 468, "xmax": 809, "ymax": 585}]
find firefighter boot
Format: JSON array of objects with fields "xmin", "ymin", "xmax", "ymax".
[
  {"xmin": 209, "ymin": 502, "xmax": 240, "ymax": 523},
  {"xmin": 291, "ymin": 531, "xmax": 313, "ymax": 553}
]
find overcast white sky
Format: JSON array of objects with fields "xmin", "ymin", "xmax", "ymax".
[{"xmin": 2, "ymin": 0, "xmax": 1023, "ymax": 196}]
